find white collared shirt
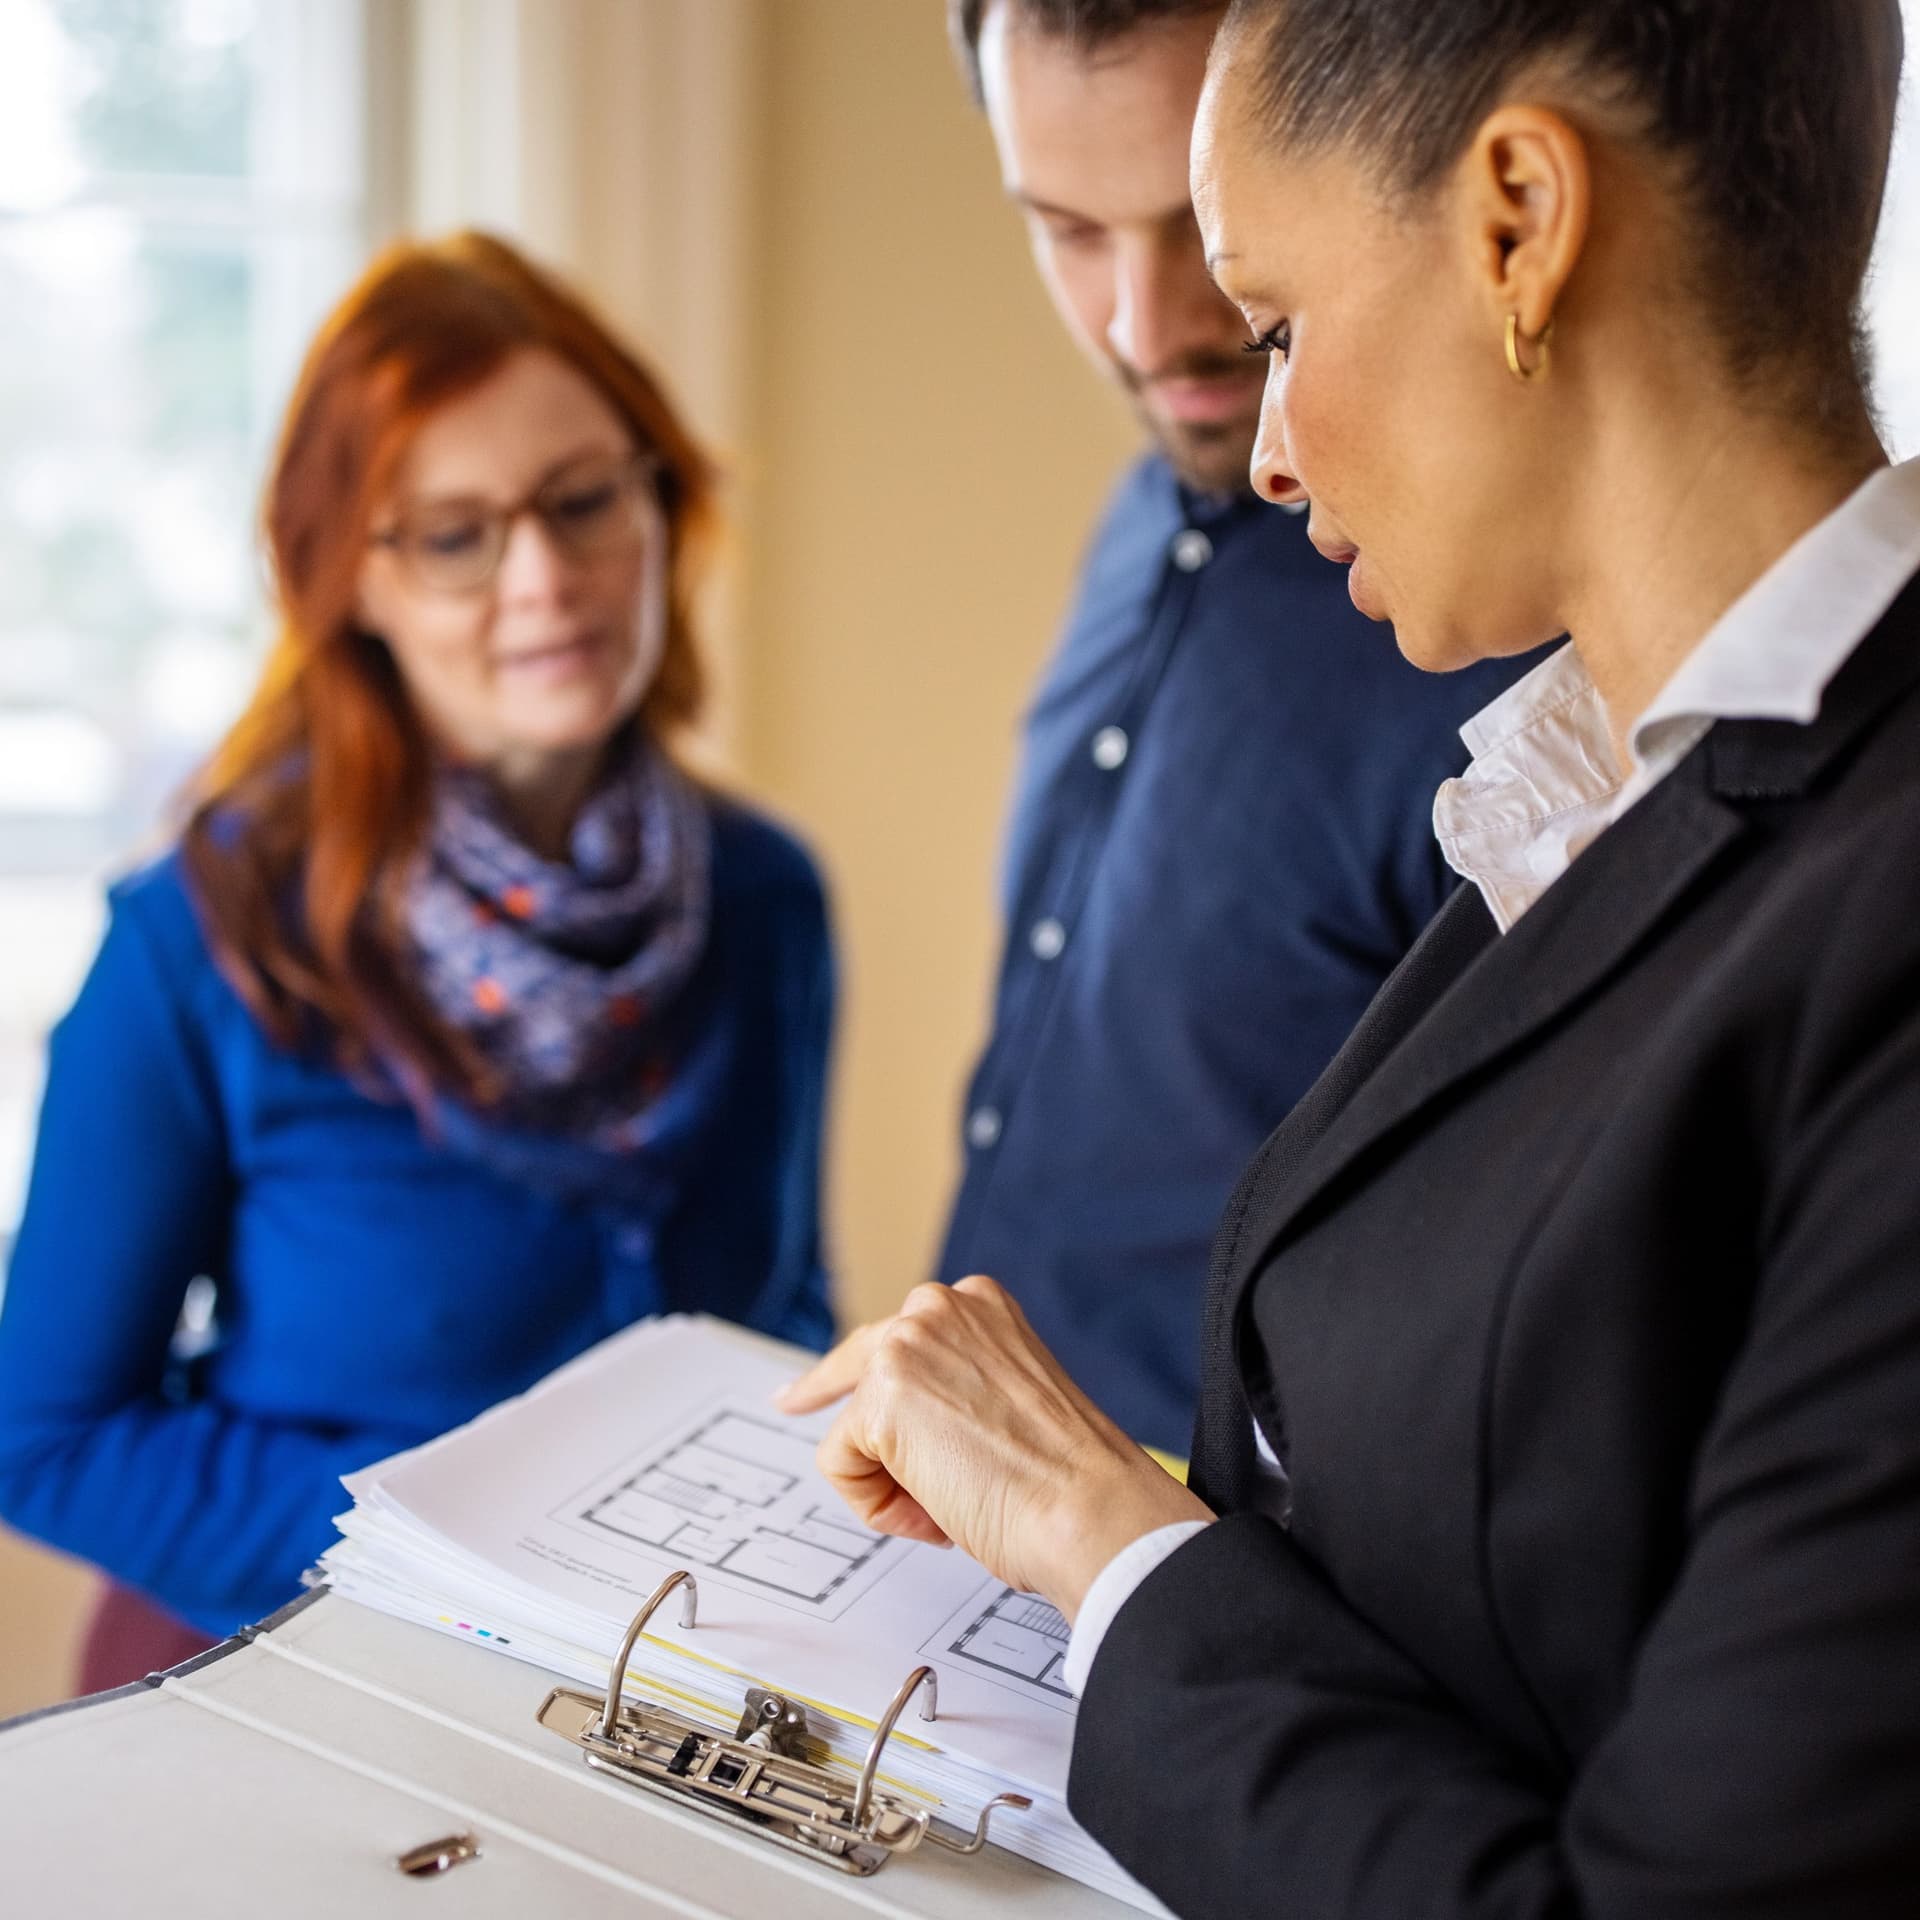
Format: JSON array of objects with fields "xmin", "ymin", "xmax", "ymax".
[{"xmin": 1063, "ymin": 455, "xmax": 1920, "ymax": 1700}]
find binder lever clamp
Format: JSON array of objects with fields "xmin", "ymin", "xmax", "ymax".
[{"xmin": 536, "ymin": 1569, "xmax": 1030, "ymax": 1876}]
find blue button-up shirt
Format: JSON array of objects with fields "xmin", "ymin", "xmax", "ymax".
[{"xmin": 937, "ymin": 455, "xmax": 1535, "ymax": 1454}]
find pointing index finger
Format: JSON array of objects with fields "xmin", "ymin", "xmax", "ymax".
[{"xmin": 772, "ymin": 1321, "xmax": 883, "ymax": 1415}]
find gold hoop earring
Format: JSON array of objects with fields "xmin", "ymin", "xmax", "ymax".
[{"xmin": 1506, "ymin": 313, "xmax": 1555, "ymax": 383}]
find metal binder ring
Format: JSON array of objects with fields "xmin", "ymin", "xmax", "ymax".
[
  {"xmin": 600, "ymin": 1569, "xmax": 699, "ymax": 1738},
  {"xmin": 852, "ymin": 1664, "xmax": 937, "ymax": 1828}
]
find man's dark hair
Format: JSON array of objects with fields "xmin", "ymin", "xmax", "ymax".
[
  {"xmin": 949, "ymin": 0, "xmax": 1226, "ymax": 106},
  {"xmin": 1218, "ymin": 0, "xmax": 1906, "ymax": 439}
]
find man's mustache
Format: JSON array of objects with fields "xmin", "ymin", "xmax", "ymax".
[{"xmin": 1118, "ymin": 352, "xmax": 1259, "ymax": 395}]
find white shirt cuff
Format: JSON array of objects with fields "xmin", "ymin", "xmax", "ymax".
[{"xmin": 1062, "ymin": 1520, "xmax": 1212, "ymax": 1697}]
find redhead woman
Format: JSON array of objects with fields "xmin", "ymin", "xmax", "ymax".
[
  {"xmin": 0, "ymin": 234, "xmax": 834, "ymax": 1683},
  {"xmin": 780, "ymin": 2, "xmax": 1920, "ymax": 1914}
]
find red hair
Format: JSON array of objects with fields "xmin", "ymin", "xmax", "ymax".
[{"xmin": 180, "ymin": 230, "xmax": 717, "ymax": 1105}]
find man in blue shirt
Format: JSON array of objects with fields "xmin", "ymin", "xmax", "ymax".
[{"xmin": 937, "ymin": 0, "xmax": 1533, "ymax": 1454}]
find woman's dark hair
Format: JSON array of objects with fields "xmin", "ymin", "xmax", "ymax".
[
  {"xmin": 1218, "ymin": 0, "xmax": 1906, "ymax": 438},
  {"xmin": 950, "ymin": 0, "xmax": 1224, "ymax": 104}
]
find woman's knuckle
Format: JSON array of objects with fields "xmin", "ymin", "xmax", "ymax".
[
  {"xmin": 900, "ymin": 1281, "xmax": 950, "ymax": 1320},
  {"xmin": 871, "ymin": 1318, "xmax": 919, "ymax": 1376}
]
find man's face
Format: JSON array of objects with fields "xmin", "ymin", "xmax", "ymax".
[{"xmin": 978, "ymin": 4, "xmax": 1261, "ymax": 496}]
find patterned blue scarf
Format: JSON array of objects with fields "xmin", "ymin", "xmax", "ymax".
[{"xmin": 404, "ymin": 733, "xmax": 728, "ymax": 1223}]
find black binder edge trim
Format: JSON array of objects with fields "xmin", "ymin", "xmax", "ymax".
[
  {"xmin": 243, "ymin": 1586, "xmax": 328, "ymax": 1641},
  {"xmin": 0, "ymin": 1677, "xmax": 160, "ymax": 1737}
]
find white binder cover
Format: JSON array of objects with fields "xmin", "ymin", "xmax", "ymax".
[{"xmin": 0, "ymin": 1590, "xmax": 1135, "ymax": 1917}]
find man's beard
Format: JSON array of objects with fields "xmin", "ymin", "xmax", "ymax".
[
  {"xmin": 1140, "ymin": 407, "xmax": 1261, "ymax": 497},
  {"xmin": 1119, "ymin": 351, "xmax": 1263, "ymax": 499}
]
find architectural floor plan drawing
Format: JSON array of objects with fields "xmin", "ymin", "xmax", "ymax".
[
  {"xmin": 930, "ymin": 1582, "xmax": 1075, "ymax": 1704},
  {"xmin": 553, "ymin": 1405, "xmax": 898, "ymax": 1621}
]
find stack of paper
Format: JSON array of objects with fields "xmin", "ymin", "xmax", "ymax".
[{"xmin": 317, "ymin": 1315, "xmax": 1157, "ymax": 1911}]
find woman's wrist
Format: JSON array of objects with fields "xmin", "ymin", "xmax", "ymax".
[{"xmin": 1039, "ymin": 1444, "xmax": 1213, "ymax": 1623}]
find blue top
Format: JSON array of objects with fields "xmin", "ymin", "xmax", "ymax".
[
  {"xmin": 0, "ymin": 798, "xmax": 834, "ymax": 1637},
  {"xmin": 937, "ymin": 457, "xmax": 1539, "ymax": 1454}
]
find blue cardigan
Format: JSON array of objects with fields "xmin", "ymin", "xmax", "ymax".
[{"xmin": 0, "ymin": 799, "xmax": 835, "ymax": 1637}]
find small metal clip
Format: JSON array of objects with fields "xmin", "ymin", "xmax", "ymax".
[
  {"xmin": 736, "ymin": 1687, "xmax": 810, "ymax": 1756},
  {"xmin": 395, "ymin": 1833, "xmax": 480, "ymax": 1876}
]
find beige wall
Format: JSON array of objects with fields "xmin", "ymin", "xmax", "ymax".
[
  {"xmin": 0, "ymin": 0, "xmax": 1136, "ymax": 1717},
  {"xmin": 0, "ymin": 1527, "xmax": 92, "ymax": 1721},
  {"xmin": 732, "ymin": 0, "xmax": 1137, "ymax": 1326}
]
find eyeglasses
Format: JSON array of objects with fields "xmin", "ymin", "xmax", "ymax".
[{"xmin": 370, "ymin": 451, "xmax": 662, "ymax": 594}]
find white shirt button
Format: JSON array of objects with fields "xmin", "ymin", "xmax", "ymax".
[
  {"xmin": 966, "ymin": 1106, "xmax": 1003, "ymax": 1149},
  {"xmin": 1091, "ymin": 725, "xmax": 1130, "ymax": 771},
  {"xmin": 1028, "ymin": 917, "xmax": 1067, "ymax": 961},
  {"xmin": 1170, "ymin": 528, "xmax": 1213, "ymax": 572}
]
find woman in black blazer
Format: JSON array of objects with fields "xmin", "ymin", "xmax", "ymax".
[{"xmin": 781, "ymin": 2, "xmax": 1920, "ymax": 1912}]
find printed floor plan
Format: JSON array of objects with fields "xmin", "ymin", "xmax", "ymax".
[
  {"xmin": 932, "ymin": 1583, "xmax": 1075, "ymax": 1703},
  {"xmin": 555, "ymin": 1406, "xmax": 897, "ymax": 1620}
]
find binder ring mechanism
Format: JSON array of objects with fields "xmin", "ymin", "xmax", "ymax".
[{"xmin": 535, "ymin": 1569, "xmax": 1031, "ymax": 1876}]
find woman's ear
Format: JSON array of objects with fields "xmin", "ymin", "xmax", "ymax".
[{"xmin": 1459, "ymin": 104, "xmax": 1592, "ymax": 341}]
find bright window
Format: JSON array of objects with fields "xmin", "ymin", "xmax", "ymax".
[{"xmin": 0, "ymin": 0, "xmax": 378, "ymax": 1227}]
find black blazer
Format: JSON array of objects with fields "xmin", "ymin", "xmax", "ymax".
[{"xmin": 1068, "ymin": 575, "xmax": 1920, "ymax": 1918}]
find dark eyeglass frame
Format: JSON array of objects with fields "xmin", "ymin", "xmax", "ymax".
[{"xmin": 369, "ymin": 450, "xmax": 664, "ymax": 594}]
